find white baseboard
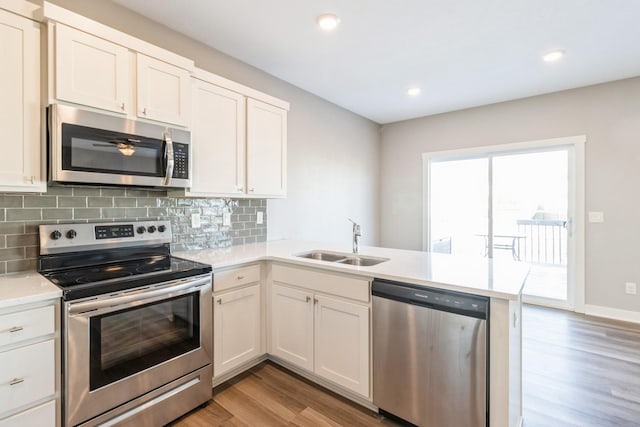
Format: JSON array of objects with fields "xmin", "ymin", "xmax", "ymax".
[{"xmin": 584, "ymin": 304, "xmax": 640, "ymax": 324}]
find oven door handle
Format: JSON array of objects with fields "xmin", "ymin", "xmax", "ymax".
[
  {"xmin": 68, "ymin": 276, "xmax": 210, "ymax": 315},
  {"xmin": 163, "ymin": 131, "xmax": 174, "ymax": 186}
]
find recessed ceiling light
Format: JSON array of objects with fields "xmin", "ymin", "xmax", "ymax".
[
  {"xmin": 407, "ymin": 87, "xmax": 421, "ymax": 97},
  {"xmin": 317, "ymin": 13, "xmax": 340, "ymax": 31},
  {"xmin": 543, "ymin": 49, "xmax": 565, "ymax": 63}
]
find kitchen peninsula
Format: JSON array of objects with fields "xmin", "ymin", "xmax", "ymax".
[{"xmin": 176, "ymin": 240, "xmax": 529, "ymax": 427}]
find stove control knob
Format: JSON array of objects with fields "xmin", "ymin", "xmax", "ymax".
[
  {"xmin": 147, "ymin": 225, "xmax": 156, "ymax": 233},
  {"xmin": 158, "ymin": 225, "xmax": 166, "ymax": 233},
  {"xmin": 50, "ymin": 230, "xmax": 62, "ymax": 240},
  {"xmin": 137, "ymin": 226, "xmax": 146, "ymax": 234},
  {"xmin": 66, "ymin": 230, "xmax": 77, "ymax": 239}
]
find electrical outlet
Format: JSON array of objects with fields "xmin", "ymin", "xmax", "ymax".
[
  {"xmin": 223, "ymin": 212, "xmax": 231, "ymax": 227},
  {"xmin": 257, "ymin": 211, "xmax": 264, "ymax": 225},
  {"xmin": 191, "ymin": 213, "xmax": 201, "ymax": 228},
  {"xmin": 588, "ymin": 211, "xmax": 604, "ymax": 223},
  {"xmin": 625, "ymin": 282, "xmax": 637, "ymax": 295}
]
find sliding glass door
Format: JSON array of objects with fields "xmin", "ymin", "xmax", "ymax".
[{"xmin": 426, "ymin": 142, "xmax": 578, "ymax": 309}]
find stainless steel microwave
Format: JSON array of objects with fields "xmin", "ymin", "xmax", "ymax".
[{"xmin": 48, "ymin": 104, "xmax": 191, "ymax": 188}]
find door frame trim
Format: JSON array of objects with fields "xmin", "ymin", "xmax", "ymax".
[{"xmin": 422, "ymin": 135, "xmax": 586, "ymax": 312}]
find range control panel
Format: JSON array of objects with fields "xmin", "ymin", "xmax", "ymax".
[{"xmin": 39, "ymin": 220, "xmax": 172, "ymax": 255}]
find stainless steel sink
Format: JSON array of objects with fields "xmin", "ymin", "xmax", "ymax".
[
  {"xmin": 337, "ymin": 256, "xmax": 387, "ymax": 266},
  {"xmin": 295, "ymin": 250, "xmax": 389, "ymax": 267},
  {"xmin": 296, "ymin": 251, "xmax": 347, "ymax": 262}
]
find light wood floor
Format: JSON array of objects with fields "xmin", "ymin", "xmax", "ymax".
[{"xmin": 172, "ymin": 305, "xmax": 640, "ymax": 426}]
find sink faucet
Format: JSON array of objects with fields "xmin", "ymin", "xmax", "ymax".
[{"xmin": 348, "ymin": 219, "xmax": 361, "ymax": 253}]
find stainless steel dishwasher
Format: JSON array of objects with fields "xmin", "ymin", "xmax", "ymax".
[{"xmin": 372, "ymin": 279, "xmax": 489, "ymax": 427}]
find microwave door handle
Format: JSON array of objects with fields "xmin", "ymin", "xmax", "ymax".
[{"xmin": 163, "ymin": 131, "xmax": 174, "ymax": 186}]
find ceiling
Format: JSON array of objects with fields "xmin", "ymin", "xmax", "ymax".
[{"xmin": 112, "ymin": 0, "xmax": 640, "ymax": 124}]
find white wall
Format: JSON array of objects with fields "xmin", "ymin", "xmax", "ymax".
[
  {"xmin": 47, "ymin": 0, "xmax": 381, "ymax": 246},
  {"xmin": 380, "ymin": 76, "xmax": 640, "ymax": 312}
]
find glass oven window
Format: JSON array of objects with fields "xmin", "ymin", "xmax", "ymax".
[
  {"xmin": 89, "ymin": 293, "xmax": 200, "ymax": 391},
  {"xmin": 62, "ymin": 123, "xmax": 164, "ymax": 177}
]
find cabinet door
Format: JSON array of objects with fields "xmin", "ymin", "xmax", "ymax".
[
  {"xmin": 190, "ymin": 79, "xmax": 245, "ymax": 196},
  {"xmin": 270, "ymin": 283, "xmax": 313, "ymax": 371},
  {"xmin": 137, "ymin": 54, "xmax": 190, "ymax": 127},
  {"xmin": 55, "ymin": 23, "xmax": 130, "ymax": 114},
  {"xmin": 213, "ymin": 284, "xmax": 261, "ymax": 377},
  {"xmin": 246, "ymin": 99, "xmax": 287, "ymax": 197},
  {"xmin": 0, "ymin": 10, "xmax": 42, "ymax": 192},
  {"xmin": 314, "ymin": 295, "xmax": 370, "ymax": 397}
]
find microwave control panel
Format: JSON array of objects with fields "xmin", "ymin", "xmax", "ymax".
[{"xmin": 172, "ymin": 143, "xmax": 189, "ymax": 179}]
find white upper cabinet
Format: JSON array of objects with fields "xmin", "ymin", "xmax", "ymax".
[
  {"xmin": 0, "ymin": 8, "xmax": 43, "ymax": 192},
  {"xmin": 55, "ymin": 23, "xmax": 130, "ymax": 115},
  {"xmin": 50, "ymin": 18, "xmax": 193, "ymax": 127},
  {"xmin": 247, "ymin": 99, "xmax": 287, "ymax": 198},
  {"xmin": 178, "ymin": 78, "xmax": 246, "ymax": 197},
  {"xmin": 136, "ymin": 54, "xmax": 191, "ymax": 127},
  {"xmin": 169, "ymin": 70, "xmax": 288, "ymax": 199}
]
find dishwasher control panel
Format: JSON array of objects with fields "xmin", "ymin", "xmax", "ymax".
[{"xmin": 372, "ymin": 279, "xmax": 489, "ymax": 319}]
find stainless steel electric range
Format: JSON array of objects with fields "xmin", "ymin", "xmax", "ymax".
[{"xmin": 38, "ymin": 221, "xmax": 213, "ymax": 427}]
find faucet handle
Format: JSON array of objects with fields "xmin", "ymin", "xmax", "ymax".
[{"xmin": 348, "ymin": 218, "xmax": 361, "ymax": 234}]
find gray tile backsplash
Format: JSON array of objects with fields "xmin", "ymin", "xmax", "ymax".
[{"xmin": 0, "ymin": 185, "xmax": 267, "ymax": 274}]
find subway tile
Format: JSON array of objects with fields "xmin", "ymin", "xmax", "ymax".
[
  {"xmin": 73, "ymin": 187, "xmax": 101, "ymax": 196},
  {"xmin": 0, "ymin": 247, "xmax": 25, "ymax": 261},
  {"xmin": 24, "ymin": 196, "xmax": 56, "ymax": 207},
  {"xmin": 0, "ymin": 195, "xmax": 23, "ymax": 208},
  {"xmin": 7, "ymin": 258, "xmax": 37, "ymax": 273},
  {"xmin": 244, "ymin": 236, "xmax": 257, "ymax": 244},
  {"xmin": 7, "ymin": 234, "xmax": 37, "ymax": 247},
  {"xmin": 25, "ymin": 246, "xmax": 38, "ymax": 259},
  {"xmin": 158, "ymin": 198, "xmax": 177, "ymax": 208},
  {"xmin": 0, "ymin": 210, "xmax": 4, "ymax": 221},
  {"xmin": 43, "ymin": 208, "xmax": 73, "ymax": 220},
  {"xmin": 0, "ymin": 262, "xmax": 5, "ymax": 274},
  {"xmin": 0, "ymin": 223, "xmax": 25, "ymax": 235},
  {"xmin": 125, "ymin": 208, "xmax": 148, "ymax": 217},
  {"xmin": 126, "ymin": 189, "xmax": 148, "ymax": 198},
  {"xmin": 148, "ymin": 208, "xmax": 168, "ymax": 217},
  {"xmin": 6, "ymin": 209, "xmax": 41, "ymax": 221},
  {"xmin": 137, "ymin": 198, "xmax": 158, "ymax": 207},
  {"xmin": 74, "ymin": 208, "xmax": 102, "ymax": 219},
  {"xmin": 100, "ymin": 188, "xmax": 126, "ymax": 197},
  {"xmin": 114, "ymin": 197, "xmax": 137, "ymax": 208},
  {"xmin": 256, "ymin": 235, "xmax": 267, "ymax": 243},
  {"xmin": 24, "ymin": 222, "xmax": 43, "ymax": 234},
  {"xmin": 45, "ymin": 186, "xmax": 73, "ymax": 195},
  {"xmin": 232, "ymin": 237, "xmax": 245, "ymax": 246},
  {"xmin": 250, "ymin": 228, "xmax": 265, "ymax": 236},
  {"xmin": 250, "ymin": 199, "xmax": 262, "ymax": 207},
  {"xmin": 101, "ymin": 208, "xmax": 126, "ymax": 219},
  {"xmin": 232, "ymin": 222, "xmax": 245, "ymax": 230},
  {"xmin": 0, "ymin": 236, "xmax": 5, "ymax": 248},
  {"xmin": 88, "ymin": 197, "xmax": 113, "ymax": 208},
  {"xmin": 58, "ymin": 197, "xmax": 88, "ymax": 208}
]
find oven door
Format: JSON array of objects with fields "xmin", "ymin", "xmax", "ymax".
[
  {"xmin": 49, "ymin": 104, "xmax": 191, "ymax": 188},
  {"xmin": 64, "ymin": 274, "xmax": 211, "ymax": 427}
]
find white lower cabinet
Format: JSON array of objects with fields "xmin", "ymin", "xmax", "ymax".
[
  {"xmin": 314, "ymin": 295, "xmax": 369, "ymax": 397},
  {"xmin": 0, "ymin": 301, "xmax": 58, "ymax": 427},
  {"xmin": 270, "ymin": 277, "xmax": 370, "ymax": 398},
  {"xmin": 270, "ymin": 284, "xmax": 314, "ymax": 371},
  {"xmin": 213, "ymin": 274, "xmax": 262, "ymax": 378}
]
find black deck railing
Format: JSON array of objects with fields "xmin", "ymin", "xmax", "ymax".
[{"xmin": 516, "ymin": 219, "xmax": 567, "ymax": 265}]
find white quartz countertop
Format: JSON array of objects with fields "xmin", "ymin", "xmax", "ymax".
[
  {"xmin": 174, "ymin": 240, "xmax": 530, "ymax": 300},
  {"xmin": 0, "ymin": 271, "xmax": 62, "ymax": 309}
]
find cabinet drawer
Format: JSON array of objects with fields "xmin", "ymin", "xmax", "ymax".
[
  {"xmin": 272, "ymin": 264, "xmax": 370, "ymax": 303},
  {"xmin": 0, "ymin": 305, "xmax": 54, "ymax": 347},
  {"xmin": 215, "ymin": 264, "xmax": 261, "ymax": 292},
  {"xmin": 0, "ymin": 400, "xmax": 55, "ymax": 427},
  {"xmin": 0, "ymin": 340, "xmax": 55, "ymax": 414}
]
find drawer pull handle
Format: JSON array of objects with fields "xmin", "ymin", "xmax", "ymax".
[
  {"xmin": 8, "ymin": 326, "xmax": 23, "ymax": 333},
  {"xmin": 217, "ymin": 298, "xmax": 222, "ymax": 305},
  {"xmin": 306, "ymin": 296, "xmax": 311, "ymax": 303},
  {"xmin": 9, "ymin": 378, "xmax": 24, "ymax": 386},
  {"xmin": 313, "ymin": 298, "xmax": 318, "ymax": 305},
  {"xmin": 236, "ymin": 276, "xmax": 245, "ymax": 280}
]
